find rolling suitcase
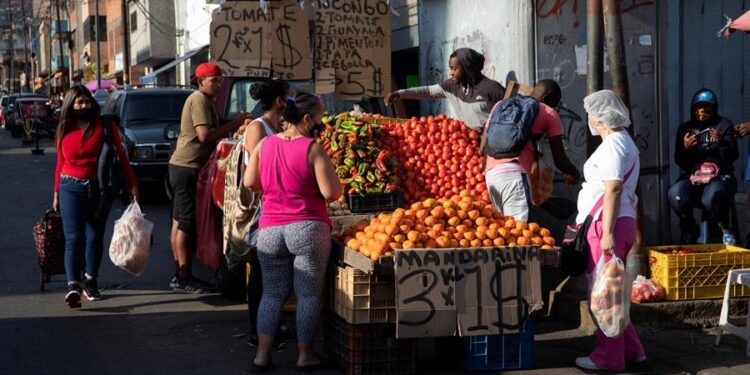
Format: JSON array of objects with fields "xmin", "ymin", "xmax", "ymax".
[{"xmin": 33, "ymin": 210, "xmax": 66, "ymax": 291}]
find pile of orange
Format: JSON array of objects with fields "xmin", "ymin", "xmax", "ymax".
[{"xmin": 341, "ymin": 190, "xmax": 556, "ymax": 261}]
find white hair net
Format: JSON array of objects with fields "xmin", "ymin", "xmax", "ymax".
[{"xmin": 583, "ymin": 90, "xmax": 632, "ymax": 129}]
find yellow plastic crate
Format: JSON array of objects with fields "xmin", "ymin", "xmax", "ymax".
[{"xmin": 649, "ymin": 244, "xmax": 750, "ymax": 300}]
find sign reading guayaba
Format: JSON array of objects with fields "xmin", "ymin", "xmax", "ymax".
[{"xmin": 394, "ymin": 246, "xmax": 542, "ymax": 338}]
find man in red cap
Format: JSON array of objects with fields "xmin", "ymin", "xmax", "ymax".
[{"xmin": 168, "ymin": 62, "xmax": 251, "ymax": 292}]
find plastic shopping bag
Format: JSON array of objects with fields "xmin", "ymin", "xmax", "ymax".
[
  {"xmin": 589, "ymin": 255, "xmax": 631, "ymax": 338},
  {"xmin": 109, "ymin": 202, "xmax": 153, "ymax": 276},
  {"xmin": 196, "ymin": 149, "xmax": 225, "ymax": 271},
  {"xmin": 631, "ymin": 275, "xmax": 666, "ymax": 303}
]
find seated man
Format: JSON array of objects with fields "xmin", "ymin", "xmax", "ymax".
[{"xmin": 668, "ymin": 89, "xmax": 739, "ymax": 245}]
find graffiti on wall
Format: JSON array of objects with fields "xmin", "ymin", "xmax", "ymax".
[{"xmin": 536, "ymin": 0, "xmax": 654, "ymax": 29}]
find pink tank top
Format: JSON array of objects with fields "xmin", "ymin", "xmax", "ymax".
[{"xmin": 258, "ymin": 135, "xmax": 331, "ymax": 229}]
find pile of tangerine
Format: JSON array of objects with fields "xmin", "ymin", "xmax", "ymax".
[{"xmin": 341, "ymin": 190, "xmax": 556, "ymax": 261}]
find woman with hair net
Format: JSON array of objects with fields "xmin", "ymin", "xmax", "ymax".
[
  {"xmin": 574, "ymin": 90, "xmax": 645, "ymax": 371},
  {"xmin": 384, "ymin": 48, "xmax": 504, "ymax": 131}
]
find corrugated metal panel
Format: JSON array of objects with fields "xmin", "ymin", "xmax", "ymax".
[{"xmin": 534, "ymin": 0, "xmax": 663, "ymax": 244}]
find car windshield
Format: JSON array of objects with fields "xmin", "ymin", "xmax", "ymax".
[{"xmin": 123, "ymin": 93, "xmax": 190, "ymax": 123}]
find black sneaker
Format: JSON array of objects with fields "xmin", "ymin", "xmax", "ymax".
[
  {"xmin": 83, "ymin": 277, "xmax": 102, "ymax": 301},
  {"xmin": 168, "ymin": 275, "xmax": 179, "ymax": 289},
  {"xmin": 189, "ymin": 276, "xmax": 216, "ymax": 292},
  {"xmin": 65, "ymin": 283, "xmax": 82, "ymax": 308},
  {"xmin": 172, "ymin": 277, "xmax": 208, "ymax": 294}
]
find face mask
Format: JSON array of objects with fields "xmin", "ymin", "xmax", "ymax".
[
  {"xmin": 694, "ymin": 106, "xmax": 713, "ymax": 122},
  {"xmin": 73, "ymin": 108, "xmax": 92, "ymax": 120},
  {"xmin": 588, "ymin": 118, "xmax": 599, "ymax": 136}
]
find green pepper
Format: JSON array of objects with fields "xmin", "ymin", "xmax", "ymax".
[
  {"xmin": 356, "ymin": 149, "xmax": 367, "ymax": 159},
  {"xmin": 344, "ymin": 158, "xmax": 355, "ymax": 167},
  {"xmin": 331, "ymin": 139, "xmax": 340, "ymax": 152},
  {"xmin": 358, "ymin": 124, "xmax": 369, "ymax": 137},
  {"xmin": 353, "ymin": 174, "xmax": 366, "ymax": 183},
  {"xmin": 366, "ymin": 171, "xmax": 376, "ymax": 183},
  {"xmin": 357, "ymin": 162, "xmax": 368, "ymax": 176}
]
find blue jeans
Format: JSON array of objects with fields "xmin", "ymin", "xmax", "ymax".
[
  {"xmin": 58, "ymin": 176, "xmax": 111, "ymax": 283},
  {"xmin": 667, "ymin": 174, "xmax": 737, "ymax": 232}
]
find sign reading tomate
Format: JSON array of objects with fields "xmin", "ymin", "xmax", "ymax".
[
  {"xmin": 313, "ymin": 0, "xmax": 392, "ymax": 99},
  {"xmin": 394, "ymin": 246, "xmax": 543, "ymax": 338},
  {"xmin": 210, "ymin": 1, "xmax": 312, "ymax": 80}
]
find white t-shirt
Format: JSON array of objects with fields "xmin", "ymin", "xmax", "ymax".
[{"xmin": 576, "ymin": 131, "xmax": 640, "ymax": 224}]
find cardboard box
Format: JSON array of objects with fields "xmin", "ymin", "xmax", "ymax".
[{"xmin": 394, "ymin": 246, "xmax": 543, "ymax": 338}]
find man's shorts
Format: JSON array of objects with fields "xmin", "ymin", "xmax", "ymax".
[
  {"xmin": 169, "ymin": 164, "xmax": 200, "ymax": 233},
  {"xmin": 485, "ymin": 171, "xmax": 532, "ymax": 222}
]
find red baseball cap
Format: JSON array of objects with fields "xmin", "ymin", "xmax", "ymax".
[{"xmin": 191, "ymin": 63, "xmax": 223, "ymax": 83}]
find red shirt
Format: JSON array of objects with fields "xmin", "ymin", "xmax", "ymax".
[{"xmin": 54, "ymin": 118, "xmax": 137, "ymax": 193}]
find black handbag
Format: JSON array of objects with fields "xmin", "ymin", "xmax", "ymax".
[
  {"xmin": 560, "ymin": 162, "xmax": 637, "ymax": 277},
  {"xmin": 560, "ymin": 215, "xmax": 594, "ymax": 277}
]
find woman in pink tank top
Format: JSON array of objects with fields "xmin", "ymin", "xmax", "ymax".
[{"xmin": 243, "ymin": 93, "xmax": 342, "ymax": 372}]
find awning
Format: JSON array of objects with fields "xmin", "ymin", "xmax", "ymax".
[{"xmin": 139, "ymin": 45, "xmax": 208, "ymax": 84}]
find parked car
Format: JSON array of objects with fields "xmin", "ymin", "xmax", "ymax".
[
  {"xmin": 101, "ymin": 87, "xmax": 193, "ymax": 186},
  {"xmin": 4, "ymin": 93, "xmax": 49, "ymax": 137},
  {"xmin": 13, "ymin": 97, "xmax": 57, "ymax": 140},
  {"xmin": 93, "ymin": 89, "xmax": 109, "ymax": 107},
  {"xmin": 0, "ymin": 95, "xmax": 8, "ymax": 128}
]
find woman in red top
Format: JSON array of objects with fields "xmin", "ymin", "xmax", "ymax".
[{"xmin": 52, "ymin": 85, "xmax": 139, "ymax": 308}]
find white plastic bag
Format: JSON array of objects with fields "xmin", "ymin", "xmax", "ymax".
[
  {"xmin": 109, "ymin": 202, "xmax": 153, "ymax": 276},
  {"xmin": 589, "ymin": 255, "xmax": 631, "ymax": 338},
  {"xmin": 631, "ymin": 275, "xmax": 666, "ymax": 303}
]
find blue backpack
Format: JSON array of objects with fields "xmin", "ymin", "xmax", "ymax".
[{"xmin": 483, "ymin": 96, "xmax": 539, "ymax": 158}]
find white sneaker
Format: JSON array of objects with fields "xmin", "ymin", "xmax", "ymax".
[{"xmin": 575, "ymin": 356, "xmax": 601, "ymax": 370}]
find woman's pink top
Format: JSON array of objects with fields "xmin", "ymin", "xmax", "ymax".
[{"xmin": 258, "ymin": 135, "xmax": 331, "ymax": 229}]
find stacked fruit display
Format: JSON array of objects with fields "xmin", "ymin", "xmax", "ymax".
[
  {"xmin": 319, "ymin": 114, "xmax": 399, "ymax": 195},
  {"xmin": 380, "ymin": 114, "xmax": 489, "ymax": 204},
  {"xmin": 338, "ymin": 191, "xmax": 556, "ymax": 261}
]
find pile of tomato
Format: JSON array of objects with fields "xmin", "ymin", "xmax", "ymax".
[{"xmin": 380, "ymin": 114, "xmax": 489, "ymax": 204}]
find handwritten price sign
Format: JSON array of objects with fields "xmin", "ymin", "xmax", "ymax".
[
  {"xmin": 210, "ymin": 1, "xmax": 311, "ymax": 80},
  {"xmin": 395, "ymin": 247, "xmax": 543, "ymax": 338},
  {"xmin": 313, "ymin": 0, "xmax": 392, "ymax": 99}
]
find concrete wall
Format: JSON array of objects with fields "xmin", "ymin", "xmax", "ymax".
[
  {"xmin": 417, "ymin": 0, "xmax": 535, "ymax": 116},
  {"xmin": 130, "ymin": 0, "xmax": 174, "ymax": 67}
]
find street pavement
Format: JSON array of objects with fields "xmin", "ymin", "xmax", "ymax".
[{"xmin": 1, "ymin": 131, "xmax": 749, "ymax": 375}]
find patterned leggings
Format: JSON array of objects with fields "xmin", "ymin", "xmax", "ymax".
[{"xmin": 256, "ymin": 220, "xmax": 331, "ymax": 344}]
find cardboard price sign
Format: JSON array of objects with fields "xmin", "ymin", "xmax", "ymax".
[
  {"xmin": 395, "ymin": 247, "xmax": 543, "ymax": 338},
  {"xmin": 210, "ymin": 1, "xmax": 311, "ymax": 79},
  {"xmin": 313, "ymin": 0, "xmax": 391, "ymax": 99}
]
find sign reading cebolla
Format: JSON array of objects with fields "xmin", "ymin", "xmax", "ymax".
[{"xmin": 313, "ymin": 0, "xmax": 392, "ymax": 98}]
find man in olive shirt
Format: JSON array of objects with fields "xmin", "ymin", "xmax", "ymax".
[{"xmin": 169, "ymin": 63, "xmax": 251, "ymax": 293}]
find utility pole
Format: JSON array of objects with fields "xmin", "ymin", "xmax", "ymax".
[
  {"xmin": 122, "ymin": 0, "xmax": 129, "ymax": 85},
  {"xmin": 8, "ymin": 0, "xmax": 15, "ymax": 92},
  {"xmin": 586, "ymin": 0, "xmax": 603, "ymax": 157},
  {"xmin": 55, "ymin": 0, "xmax": 65, "ymax": 91},
  {"xmin": 95, "ymin": 0, "xmax": 101, "ymax": 90},
  {"xmin": 21, "ymin": 0, "xmax": 29, "ymax": 90}
]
